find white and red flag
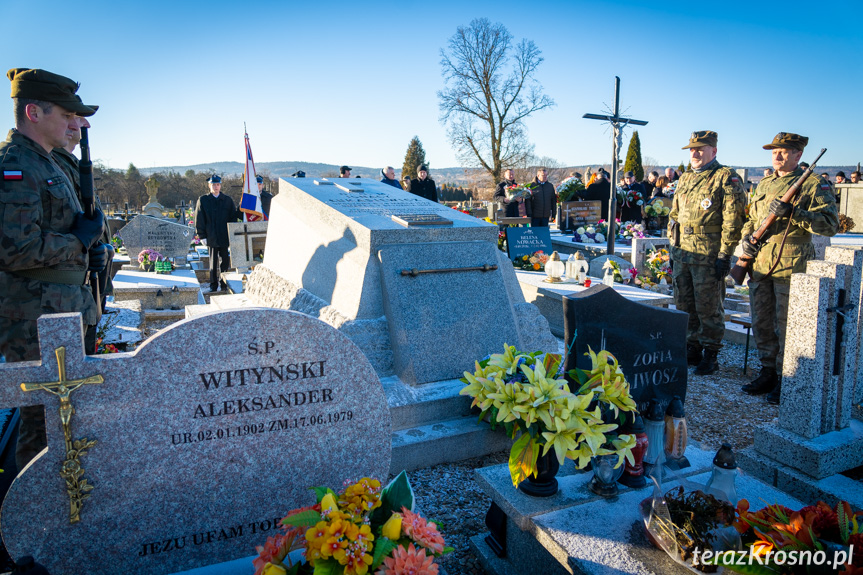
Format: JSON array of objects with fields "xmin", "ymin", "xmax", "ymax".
[{"xmin": 239, "ymin": 129, "xmax": 264, "ymax": 221}]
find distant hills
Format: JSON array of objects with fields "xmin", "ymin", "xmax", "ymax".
[{"xmin": 138, "ymin": 161, "xmax": 860, "ymax": 186}]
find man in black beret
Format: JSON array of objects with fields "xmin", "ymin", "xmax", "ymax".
[
  {"xmin": 194, "ymin": 175, "xmax": 239, "ymax": 292},
  {"xmin": 0, "ymin": 68, "xmax": 105, "ymax": 470},
  {"xmin": 257, "ymin": 174, "xmax": 274, "ymax": 219}
]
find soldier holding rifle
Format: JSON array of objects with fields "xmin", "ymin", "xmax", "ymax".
[{"xmin": 738, "ymin": 133, "xmax": 838, "ymax": 403}]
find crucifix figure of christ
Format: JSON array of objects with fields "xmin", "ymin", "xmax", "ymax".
[
  {"xmin": 583, "ymin": 76, "xmax": 648, "ymax": 255},
  {"xmin": 21, "ymin": 346, "xmax": 104, "ymax": 523}
]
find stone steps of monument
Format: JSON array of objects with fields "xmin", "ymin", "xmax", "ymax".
[{"xmin": 391, "ymin": 415, "xmax": 512, "ymax": 474}]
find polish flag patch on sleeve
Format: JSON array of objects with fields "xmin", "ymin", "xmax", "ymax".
[{"xmin": 3, "ymin": 170, "xmax": 23, "ymax": 180}]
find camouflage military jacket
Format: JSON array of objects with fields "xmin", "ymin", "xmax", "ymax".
[
  {"xmin": 741, "ymin": 167, "xmax": 838, "ymax": 282},
  {"xmin": 0, "ymin": 129, "xmax": 98, "ymax": 323},
  {"xmin": 668, "ymin": 161, "xmax": 746, "ymax": 264},
  {"xmin": 53, "ymin": 146, "xmax": 111, "ymax": 244}
]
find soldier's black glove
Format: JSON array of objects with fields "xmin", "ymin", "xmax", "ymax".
[
  {"xmin": 87, "ymin": 243, "xmax": 111, "ymax": 272},
  {"xmin": 769, "ymin": 199, "xmax": 794, "ymax": 218},
  {"xmin": 740, "ymin": 235, "xmax": 761, "ymax": 259},
  {"xmin": 714, "ymin": 255, "xmax": 732, "ymax": 280},
  {"xmin": 70, "ymin": 210, "xmax": 105, "ymax": 250}
]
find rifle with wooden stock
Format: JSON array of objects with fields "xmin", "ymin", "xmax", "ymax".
[{"xmin": 729, "ymin": 148, "xmax": 827, "ymax": 285}]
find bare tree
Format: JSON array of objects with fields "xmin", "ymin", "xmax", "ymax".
[{"xmin": 438, "ymin": 18, "xmax": 554, "ymax": 184}]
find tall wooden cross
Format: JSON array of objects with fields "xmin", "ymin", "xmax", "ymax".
[
  {"xmin": 583, "ymin": 76, "xmax": 648, "ymax": 255},
  {"xmin": 21, "ymin": 346, "xmax": 103, "ymax": 523}
]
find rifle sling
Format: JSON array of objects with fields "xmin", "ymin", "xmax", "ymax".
[{"xmin": 14, "ymin": 268, "xmax": 89, "ymax": 285}]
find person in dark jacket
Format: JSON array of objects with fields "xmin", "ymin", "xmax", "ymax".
[
  {"xmin": 408, "ymin": 165, "xmax": 438, "ymax": 202},
  {"xmin": 194, "ymin": 175, "xmax": 239, "ymax": 292},
  {"xmin": 380, "ymin": 166, "xmax": 403, "ymax": 189},
  {"xmin": 492, "ymin": 169, "xmax": 528, "ymax": 218},
  {"xmin": 581, "ymin": 169, "xmax": 612, "ymax": 221},
  {"xmin": 618, "ymin": 171, "xmax": 646, "ymax": 222},
  {"xmin": 526, "ymin": 167, "xmax": 556, "ymax": 227},
  {"xmin": 256, "ymin": 175, "xmax": 274, "ymax": 219}
]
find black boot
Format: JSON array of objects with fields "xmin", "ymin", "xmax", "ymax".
[
  {"xmin": 766, "ymin": 377, "xmax": 782, "ymax": 404},
  {"xmin": 694, "ymin": 349, "xmax": 719, "ymax": 375},
  {"xmin": 742, "ymin": 367, "xmax": 778, "ymax": 395},
  {"xmin": 686, "ymin": 344, "xmax": 703, "ymax": 367}
]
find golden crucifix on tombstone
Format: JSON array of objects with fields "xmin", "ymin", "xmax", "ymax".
[{"xmin": 20, "ymin": 346, "xmax": 104, "ymax": 523}]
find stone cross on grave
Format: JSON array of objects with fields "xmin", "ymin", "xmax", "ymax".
[
  {"xmin": 175, "ymin": 200, "xmax": 187, "ymax": 225},
  {"xmin": 583, "ymin": 76, "xmax": 648, "ymax": 255},
  {"xmin": 233, "ymin": 223, "xmax": 267, "ymax": 262}
]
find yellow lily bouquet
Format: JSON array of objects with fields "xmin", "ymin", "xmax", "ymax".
[
  {"xmin": 460, "ymin": 344, "xmax": 639, "ymax": 488},
  {"xmin": 252, "ymin": 473, "xmax": 451, "ymax": 575}
]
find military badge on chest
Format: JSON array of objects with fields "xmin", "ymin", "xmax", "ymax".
[{"xmin": 700, "ymin": 198, "xmax": 712, "ymax": 210}]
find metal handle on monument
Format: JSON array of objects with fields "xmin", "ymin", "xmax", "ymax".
[{"xmin": 400, "ymin": 264, "xmax": 498, "ymax": 277}]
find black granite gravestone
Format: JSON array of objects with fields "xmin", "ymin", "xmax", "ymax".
[
  {"xmin": 506, "ymin": 227, "xmax": 553, "ymax": 259},
  {"xmin": 562, "ymin": 284, "xmax": 687, "ymax": 412}
]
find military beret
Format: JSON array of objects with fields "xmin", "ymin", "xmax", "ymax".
[
  {"xmin": 207, "ymin": 174, "xmax": 221, "ymax": 184},
  {"xmin": 7, "ymin": 68, "xmax": 95, "ymax": 115},
  {"xmin": 763, "ymin": 132, "xmax": 808, "ymax": 151},
  {"xmin": 682, "ymin": 130, "xmax": 718, "ymax": 150},
  {"xmin": 255, "ymin": 175, "xmax": 263, "ymax": 183}
]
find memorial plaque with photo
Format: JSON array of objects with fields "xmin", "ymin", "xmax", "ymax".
[
  {"xmin": 0, "ymin": 309, "xmax": 391, "ymax": 575},
  {"xmin": 506, "ymin": 227, "xmax": 553, "ymax": 259},
  {"xmin": 562, "ymin": 285, "xmax": 688, "ymax": 412},
  {"xmin": 560, "ymin": 200, "xmax": 602, "ymax": 232}
]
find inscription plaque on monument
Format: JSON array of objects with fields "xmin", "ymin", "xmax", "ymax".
[
  {"xmin": 0, "ymin": 309, "xmax": 392, "ymax": 574},
  {"xmin": 391, "ymin": 214, "xmax": 454, "ymax": 227},
  {"xmin": 117, "ymin": 215, "xmax": 193, "ymax": 260},
  {"xmin": 560, "ymin": 200, "xmax": 602, "ymax": 232},
  {"xmin": 562, "ymin": 285, "xmax": 688, "ymax": 412},
  {"xmin": 506, "ymin": 227, "xmax": 553, "ymax": 259}
]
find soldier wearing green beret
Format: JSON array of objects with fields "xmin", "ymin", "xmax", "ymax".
[
  {"xmin": 668, "ymin": 131, "xmax": 747, "ymax": 375},
  {"xmin": 740, "ymin": 133, "xmax": 839, "ymax": 403},
  {"xmin": 0, "ymin": 68, "xmax": 106, "ymax": 470}
]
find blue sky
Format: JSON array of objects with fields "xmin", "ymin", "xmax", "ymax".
[{"xmin": 1, "ymin": 0, "xmax": 860, "ymax": 172}]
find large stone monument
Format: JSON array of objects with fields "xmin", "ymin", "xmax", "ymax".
[
  {"xmin": 117, "ymin": 215, "xmax": 194, "ymax": 263},
  {"xmin": 245, "ymin": 178, "xmax": 557, "ymax": 381},
  {"xmin": 0, "ymin": 309, "xmax": 391, "ymax": 574},
  {"xmin": 738, "ymin": 245, "xmax": 863, "ymax": 508}
]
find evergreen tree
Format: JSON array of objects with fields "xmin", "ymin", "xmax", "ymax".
[
  {"xmin": 623, "ymin": 131, "xmax": 644, "ymax": 182},
  {"xmin": 402, "ymin": 136, "xmax": 428, "ymax": 181}
]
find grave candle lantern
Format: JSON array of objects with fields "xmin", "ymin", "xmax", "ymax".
[
  {"xmin": 643, "ymin": 398, "xmax": 666, "ymax": 479},
  {"xmin": 704, "ymin": 443, "xmax": 738, "ymax": 504},
  {"xmin": 664, "ymin": 395, "xmax": 690, "ymax": 469},
  {"xmin": 567, "ymin": 251, "xmax": 589, "ymax": 284},
  {"xmin": 618, "ymin": 413, "xmax": 648, "ymax": 488},
  {"xmin": 544, "ymin": 251, "xmax": 565, "ymax": 283}
]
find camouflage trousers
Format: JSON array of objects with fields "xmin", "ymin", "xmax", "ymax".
[
  {"xmin": 1, "ymin": 315, "xmax": 94, "ymax": 471},
  {"xmin": 748, "ymin": 278, "xmax": 791, "ymax": 371},
  {"xmin": 672, "ymin": 262, "xmax": 726, "ymax": 351}
]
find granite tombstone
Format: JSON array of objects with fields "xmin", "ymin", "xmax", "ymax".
[
  {"xmin": 0, "ymin": 309, "xmax": 391, "ymax": 575},
  {"xmin": 228, "ymin": 221, "xmax": 268, "ymax": 270},
  {"xmin": 560, "ymin": 200, "xmax": 602, "ymax": 233},
  {"xmin": 506, "ymin": 227, "xmax": 553, "ymax": 260},
  {"xmin": 117, "ymin": 215, "xmax": 194, "ymax": 261},
  {"xmin": 562, "ymin": 285, "xmax": 688, "ymax": 412}
]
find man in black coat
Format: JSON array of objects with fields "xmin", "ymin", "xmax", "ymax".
[
  {"xmin": 256, "ymin": 175, "xmax": 274, "ymax": 219},
  {"xmin": 526, "ymin": 167, "xmax": 556, "ymax": 227},
  {"xmin": 618, "ymin": 171, "xmax": 646, "ymax": 222},
  {"xmin": 194, "ymin": 175, "xmax": 239, "ymax": 292},
  {"xmin": 407, "ymin": 165, "xmax": 438, "ymax": 202}
]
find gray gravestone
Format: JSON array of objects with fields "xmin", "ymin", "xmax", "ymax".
[
  {"xmin": 378, "ymin": 241, "xmax": 520, "ymax": 385},
  {"xmin": 117, "ymin": 215, "xmax": 194, "ymax": 261},
  {"xmin": 0, "ymin": 309, "xmax": 391, "ymax": 575},
  {"xmin": 588, "ymin": 254, "xmax": 633, "ymax": 279},
  {"xmin": 562, "ymin": 285, "xmax": 688, "ymax": 413},
  {"xmin": 228, "ymin": 221, "xmax": 268, "ymax": 270},
  {"xmin": 631, "ymin": 237, "xmax": 670, "ymax": 274}
]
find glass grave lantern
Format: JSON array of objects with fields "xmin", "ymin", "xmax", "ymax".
[
  {"xmin": 704, "ymin": 443, "xmax": 738, "ymax": 504},
  {"xmin": 566, "ymin": 251, "xmax": 589, "ymax": 284},
  {"xmin": 544, "ymin": 251, "xmax": 565, "ymax": 283},
  {"xmin": 664, "ymin": 395, "xmax": 690, "ymax": 470},
  {"xmin": 643, "ymin": 398, "xmax": 666, "ymax": 480}
]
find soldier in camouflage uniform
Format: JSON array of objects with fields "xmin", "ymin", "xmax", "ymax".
[
  {"xmin": 740, "ymin": 133, "xmax": 838, "ymax": 403},
  {"xmin": 53, "ymin": 107, "xmax": 115, "ymax": 353},
  {"xmin": 668, "ymin": 131, "xmax": 746, "ymax": 375},
  {"xmin": 0, "ymin": 68, "xmax": 106, "ymax": 470}
]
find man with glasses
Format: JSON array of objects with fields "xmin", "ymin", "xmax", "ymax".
[{"xmin": 668, "ymin": 130, "xmax": 746, "ymax": 375}]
